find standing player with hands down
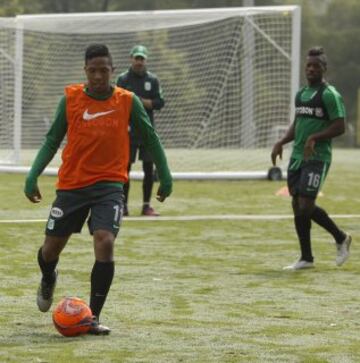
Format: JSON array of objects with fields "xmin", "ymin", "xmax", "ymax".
[
  {"xmin": 24, "ymin": 44, "xmax": 172, "ymax": 334},
  {"xmin": 117, "ymin": 45, "xmax": 165, "ymax": 217},
  {"xmin": 271, "ymin": 46, "xmax": 351, "ymax": 271}
]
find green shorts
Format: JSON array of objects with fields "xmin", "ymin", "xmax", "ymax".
[
  {"xmin": 287, "ymin": 158, "xmax": 330, "ymax": 199},
  {"xmin": 45, "ymin": 184, "xmax": 124, "ymax": 237}
]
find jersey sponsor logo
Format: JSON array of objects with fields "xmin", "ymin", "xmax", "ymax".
[
  {"xmin": 144, "ymin": 81, "xmax": 151, "ymax": 91},
  {"xmin": 315, "ymin": 107, "xmax": 324, "ymax": 117},
  {"xmin": 296, "ymin": 106, "xmax": 314, "ymax": 115},
  {"xmin": 295, "ymin": 106, "xmax": 325, "ymax": 117},
  {"xmin": 83, "ymin": 109, "xmax": 115, "ymax": 121},
  {"xmin": 50, "ymin": 207, "xmax": 64, "ymax": 218}
]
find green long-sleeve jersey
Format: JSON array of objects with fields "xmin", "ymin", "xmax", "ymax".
[{"xmin": 292, "ymin": 83, "xmax": 346, "ymax": 163}]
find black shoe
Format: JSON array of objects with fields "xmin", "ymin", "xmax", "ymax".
[
  {"xmin": 37, "ymin": 270, "xmax": 58, "ymax": 312},
  {"xmin": 87, "ymin": 316, "xmax": 111, "ymax": 335},
  {"xmin": 141, "ymin": 205, "xmax": 159, "ymax": 216}
]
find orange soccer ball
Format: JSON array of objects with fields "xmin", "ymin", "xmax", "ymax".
[{"xmin": 52, "ymin": 297, "xmax": 93, "ymax": 337}]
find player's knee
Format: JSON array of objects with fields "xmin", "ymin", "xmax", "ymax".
[
  {"xmin": 143, "ymin": 163, "xmax": 153, "ymax": 183},
  {"xmin": 42, "ymin": 235, "xmax": 69, "ymax": 261},
  {"xmin": 42, "ymin": 246, "xmax": 60, "ymax": 262},
  {"xmin": 291, "ymin": 198, "xmax": 298, "ymax": 213},
  {"xmin": 93, "ymin": 230, "xmax": 114, "ymax": 261},
  {"xmin": 293, "ymin": 196, "xmax": 315, "ymax": 217},
  {"xmin": 297, "ymin": 204, "xmax": 314, "ymax": 218},
  {"xmin": 143, "ymin": 162, "xmax": 153, "ymax": 174}
]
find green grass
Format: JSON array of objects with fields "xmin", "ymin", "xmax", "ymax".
[{"xmin": 0, "ymin": 149, "xmax": 360, "ymax": 362}]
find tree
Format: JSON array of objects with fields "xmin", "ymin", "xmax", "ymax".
[
  {"xmin": 0, "ymin": 0, "xmax": 112, "ymax": 14},
  {"xmin": 1, "ymin": 0, "xmax": 358, "ymax": 144},
  {"xmin": 317, "ymin": 0, "xmax": 360, "ymax": 135}
]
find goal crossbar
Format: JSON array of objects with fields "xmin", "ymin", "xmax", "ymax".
[{"xmin": 0, "ymin": 6, "xmax": 301, "ymax": 180}]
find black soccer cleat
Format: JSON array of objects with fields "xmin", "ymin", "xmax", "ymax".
[
  {"xmin": 87, "ymin": 316, "xmax": 111, "ymax": 335},
  {"xmin": 37, "ymin": 270, "xmax": 58, "ymax": 312}
]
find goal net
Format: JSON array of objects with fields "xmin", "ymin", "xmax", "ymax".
[{"xmin": 0, "ymin": 7, "xmax": 301, "ymax": 179}]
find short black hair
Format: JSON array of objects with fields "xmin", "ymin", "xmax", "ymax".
[
  {"xmin": 307, "ymin": 46, "xmax": 327, "ymax": 68},
  {"xmin": 85, "ymin": 44, "xmax": 112, "ymax": 65}
]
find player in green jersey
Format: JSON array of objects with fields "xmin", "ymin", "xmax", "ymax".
[
  {"xmin": 271, "ymin": 47, "xmax": 351, "ymax": 270},
  {"xmin": 117, "ymin": 45, "xmax": 165, "ymax": 217}
]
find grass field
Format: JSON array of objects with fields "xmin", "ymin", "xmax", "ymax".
[{"xmin": 0, "ymin": 149, "xmax": 359, "ymax": 363}]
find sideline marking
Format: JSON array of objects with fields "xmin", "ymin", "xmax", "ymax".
[{"xmin": 0, "ymin": 214, "xmax": 359, "ymax": 224}]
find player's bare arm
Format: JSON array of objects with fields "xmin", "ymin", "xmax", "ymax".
[
  {"xmin": 303, "ymin": 118, "xmax": 345, "ymax": 160},
  {"xmin": 271, "ymin": 122, "xmax": 295, "ymax": 166}
]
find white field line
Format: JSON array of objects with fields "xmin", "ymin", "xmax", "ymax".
[{"xmin": 0, "ymin": 214, "xmax": 360, "ymax": 224}]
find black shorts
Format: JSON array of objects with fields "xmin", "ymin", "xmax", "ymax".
[
  {"xmin": 45, "ymin": 184, "xmax": 124, "ymax": 237},
  {"xmin": 287, "ymin": 158, "xmax": 330, "ymax": 199},
  {"xmin": 130, "ymin": 144, "xmax": 153, "ymax": 163}
]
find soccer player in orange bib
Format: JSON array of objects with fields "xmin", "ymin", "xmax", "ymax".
[{"xmin": 24, "ymin": 44, "xmax": 172, "ymax": 335}]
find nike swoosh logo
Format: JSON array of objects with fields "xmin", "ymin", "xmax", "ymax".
[{"xmin": 83, "ymin": 109, "xmax": 115, "ymax": 121}]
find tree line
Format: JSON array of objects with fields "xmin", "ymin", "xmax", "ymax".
[{"xmin": 1, "ymin": 0, "xmax": 358, "ymax": 144}]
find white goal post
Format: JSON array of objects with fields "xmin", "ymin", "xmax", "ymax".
[{"xmin": 0, "ymin": 6, "xmax": 301, "ymax": 179}]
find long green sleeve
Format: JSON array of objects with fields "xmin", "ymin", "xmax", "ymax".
[
  {"xmin": 24, "ymin": 96, "xmax": 67, "ymax": 196},
  {"xmin": 130, "ymin": 95, "xmax": 173, "ymax": 197}
]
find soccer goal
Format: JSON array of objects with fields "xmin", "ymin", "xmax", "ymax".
[{"xmin": 0, "ymin": 6, "xmax": 301, "ymax": 179}]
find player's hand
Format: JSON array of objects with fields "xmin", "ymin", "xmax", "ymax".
[
  {"xmin": 141, "ymin": 98, "xmax": 153, "ymax": 110},
  {"xmin": 156, "ymin": 182, "xmax": 172, "ymax": 202},
  {"xmin": 24, "ymin": 177, "xmax": 42, "ymax": 203},
  {"xmin": 304, "ymin": 137, "xmax": 316, "ymax": 161},
  {"xmin": 25, "ymin": 188, "xmax": 42, "ymax": 203},
  {"xmin": 156, "ymin": 193, "xmax": 166, "ymax": 202},
  {"xmin": 271, "ymin": 142, "xmax": 283, "ymax": 166}
]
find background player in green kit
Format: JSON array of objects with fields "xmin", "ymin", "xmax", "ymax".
[
  {"xmin": 271, "ymin": 47, "xmax": 351, "ymax": 270},
  {"xmin": 117, "ymin": 45, "xmax": 165, "ymax": 217}
]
